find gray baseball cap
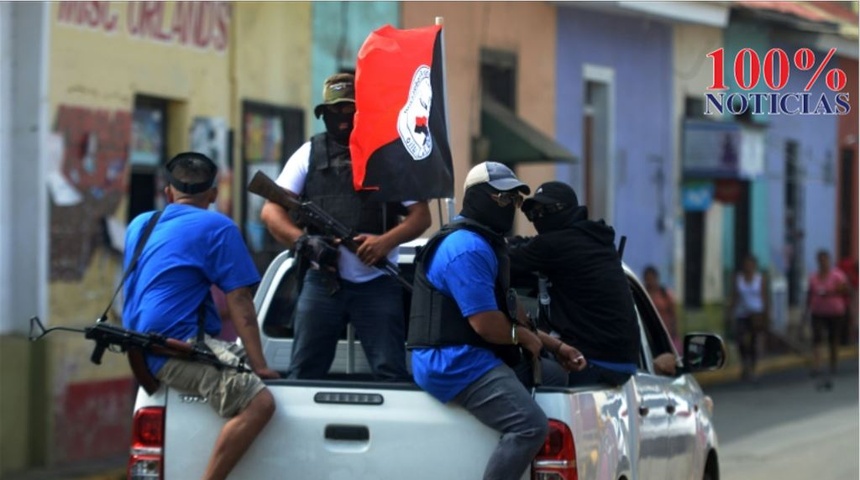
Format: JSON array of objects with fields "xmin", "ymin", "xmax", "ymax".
[{"xmin": 463, "ymin": 161, "xmax": 531, "ymax": 194}]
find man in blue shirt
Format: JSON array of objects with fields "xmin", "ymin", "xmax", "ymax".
[
  {"xmin": 408, "ymin": 162, "xmax": 586, "ymax": 480},
  {"xmin": 123, "ymin": 152, "xmax": 279, "ymax": 480}
]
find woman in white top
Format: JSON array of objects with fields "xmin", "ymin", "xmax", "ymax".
[{"xmin": 727, "ymin": 254, "xmax": 770, "ymax": 382}]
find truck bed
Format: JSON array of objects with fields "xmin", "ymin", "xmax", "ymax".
[
  {"xmin": 131, "ymin": 245, "xmax": 724, "ymax": 480},
  {"xmin": 144, "ymin": 378, "xmax": 642, "ymax": 480}
]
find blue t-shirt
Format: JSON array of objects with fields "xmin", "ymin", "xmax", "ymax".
[
  {"xmin": 410, "ymin": 228, "xmax": 503, "ymax": 403},
  {"xmin": 122, "ymin": 204, "xmax": 261, "ymax": 375}
]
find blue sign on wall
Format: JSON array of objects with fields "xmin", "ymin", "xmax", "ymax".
[{"xmin": 682, "ymin": 181, "xmax": 714, "ymax": 211}]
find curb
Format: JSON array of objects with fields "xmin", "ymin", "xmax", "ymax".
[{"xmin": 693, "ymin": 345, "xmax": 858, "ymax": 387}]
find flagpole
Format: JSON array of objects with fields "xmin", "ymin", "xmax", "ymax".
[{"xmin": 435, "ymin": 16, "xmax": 455, "ymax": 223}]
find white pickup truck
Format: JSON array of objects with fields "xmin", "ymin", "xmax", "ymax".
[{"xmin": 128, "ymin": 240, "xmax": 726, "ymax": 480}]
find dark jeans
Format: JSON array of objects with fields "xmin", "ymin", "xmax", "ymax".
[
  {"xmin": 286, "ymin": 269, "xmax": 409, "ymax": 381},
  {"xmin": 452, "ymin": 363, "xmax": 549, "ymax": 480},
  {"xmin": 736, "ymin": 315, "xmax": 765, "ymax": 375},
  {"xmin": 812, "ymin": 314, "xmax": 846, "ymax": 374}
]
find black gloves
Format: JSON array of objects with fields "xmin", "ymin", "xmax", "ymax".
[{"xmin": 295, "ymin": 234, "xmax": 339, "ymax": 271}]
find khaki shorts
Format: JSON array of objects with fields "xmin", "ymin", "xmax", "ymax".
[{"xmin": 156, "ymin": 336, "xmax": 267, "ymax": 418}]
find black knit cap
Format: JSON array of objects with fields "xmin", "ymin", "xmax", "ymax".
[{"xmin": 522, "ymin": 181, "xmax": 578, "ymax": 213}]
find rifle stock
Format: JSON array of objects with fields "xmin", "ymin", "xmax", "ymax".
[
  {"xmin": 247, "ymin": 170, "xmax": 413, "ymax": 292},
  {"xmin": 247, "ymin": 171, "xmax": 302, "ymax": 213}
]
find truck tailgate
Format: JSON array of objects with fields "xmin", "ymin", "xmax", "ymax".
[{"xmin": 163, "ymin": 381, "xmax": 526, "ymax": 480}]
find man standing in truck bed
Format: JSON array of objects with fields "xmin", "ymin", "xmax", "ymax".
[{"xmin": 261, "ymin": 73, "xmax": 431, "ymax": 381}]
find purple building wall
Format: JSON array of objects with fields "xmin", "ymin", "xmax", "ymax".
[
  {"xmin": 555, "ymin": 6, "xmax": 674, "ymax": 282},
  {"xmin": 763, "ymin": 44, "xmax": 839, "ymax": 278}
]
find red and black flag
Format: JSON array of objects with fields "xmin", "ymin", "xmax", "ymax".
[{"xmin": 350, "ymin": 24, "xmax": 453, "ymax": 202}]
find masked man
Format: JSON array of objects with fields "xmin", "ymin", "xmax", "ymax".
[
  {"xmin": 261, "ymin": 73, "xmax": 431, "ymax": 381},
  {"xmin": 408, "ymin": 163, "xmax": 585, "ymax": 480}
]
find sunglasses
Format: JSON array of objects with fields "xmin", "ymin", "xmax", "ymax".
[
  {"xmin": 489, "ymin": 192, "xmax": 524, "ymax": 208},
  {"xmin": 524, "ymin": 202, "xmax": 568, "ymax": 221}
]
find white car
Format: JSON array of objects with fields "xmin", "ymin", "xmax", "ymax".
[{"xmin": 128, "ymin": 239, "xmax": 726, "ymax": 480}]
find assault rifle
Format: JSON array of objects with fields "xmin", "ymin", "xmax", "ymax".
[
  {"xmin": 29, "ymin": 317, "xmax": 249, "ymax": 395},
  {"xmin": 247, "ymin": 170, "xmax": 413, "ymax": 292}
]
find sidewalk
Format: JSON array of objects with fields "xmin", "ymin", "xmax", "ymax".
[
  {"xmin": 6, "ymin": 345, "xmax": 857, "ymax": 480},
  {"xmin": 694, "ymin": 344, "xmax": 858, "ymax": 387}
]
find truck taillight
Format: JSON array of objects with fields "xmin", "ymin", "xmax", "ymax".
[
  {"xmin": 532, "ymin": 419, "xmax": 577, "ymax": 480},
  {"xmin": 128, "ymin": 407, "xmax": 164, "ymax": 480}
]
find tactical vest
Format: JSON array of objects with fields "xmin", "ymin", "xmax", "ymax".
[
  {"xmin": 407, "ymin": 218, "xmax": 522, "ymax": 366},
  {"xmin": 303, "ymin": 133, "xmax": 403, "ymax": 235}
]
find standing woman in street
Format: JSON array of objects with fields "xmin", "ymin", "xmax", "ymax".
[
  {"xmin": 727, "ymin": 254, "xmax": 770, "ymax": 382},
  {"xmin": 806, "ymin": 249, "xmax": 850, "ymax": 390}
]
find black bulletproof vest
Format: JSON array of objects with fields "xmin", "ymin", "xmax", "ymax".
[
  {"xmin": 304, "ymin": 133, "xmax": 403, "ymax": 235},
  {"xmin": 407, "ymin": 218, "xmax": 522, "ymax": 366}
]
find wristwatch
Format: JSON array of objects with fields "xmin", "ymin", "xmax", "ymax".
[{"xmin": 511, "ymin": 323, "xmax": 519, "ymax": 345}]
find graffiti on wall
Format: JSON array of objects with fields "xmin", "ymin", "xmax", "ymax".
[
  {"xmin": 51, "ymin": 105, "xmax": 131, "ymax": 281},
  {"xmin": 56, "ymin": 1, "xmax": 231, "ymax": 53},
  {"xmin": 55, "ymin": 378, "xmax": 135, "ymax": 463},
  {"xmin": 190, "ymin": 116, "xmax": 233, "ymax": 216}
]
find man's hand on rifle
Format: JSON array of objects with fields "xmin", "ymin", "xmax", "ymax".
[
  {"xmin": 353, "ymin": 234, "xmax": 395, "ymax": 266},
  {"xmin": 295, "ymin": 234, "xmax": 339, "ymax": 272}
]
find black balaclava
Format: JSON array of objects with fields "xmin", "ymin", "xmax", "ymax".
[
  {"xmin": 461, "ymin": 183, "xmax": 518, "ymax": 235},
  {"xmin": 323, "ymin": 110, "xmax": 354, "ymax": 144},
  {"xmin": 532, "ymin": 204, "xmax": 588, "ymax": 234}
]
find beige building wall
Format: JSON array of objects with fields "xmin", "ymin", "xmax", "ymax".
[
  {"xmin": 46, "ymin": 2, "xmax": 234, "ymax": 464},
  {"xmin": 672, "ymin": 24, "xmax": 724, "ymax": 303},
  {"xmin": 402, "ymin": 2, "xmax": 558, "ymax": 235},
  {"xmin": 235, "ymin": 2, "xmax": 311, "ymax": 107},
  {"xmin": 1, "ymin": 1, "xmax": 313, "ymax": 468}
]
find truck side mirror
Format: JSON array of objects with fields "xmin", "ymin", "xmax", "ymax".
[{"xmin": 681, "ymin": 333, "xmax": 727, "ymax": 372}]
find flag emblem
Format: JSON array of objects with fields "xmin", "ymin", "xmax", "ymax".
[
  {"xmin": 350, "ymin": 24, "xmax": 453, "ymax": 201},
  {"xmin": 397, "ymin": 65, "xmax": 434, "ymax": 160}
]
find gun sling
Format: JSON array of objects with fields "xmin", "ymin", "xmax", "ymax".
[{"xmin": 106, "ymin": 211, "xmax": 164, "ymax": 394}]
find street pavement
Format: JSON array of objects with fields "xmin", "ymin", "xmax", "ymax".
[{"xmin": 707, "ymin": 357, "xmax": 859, "ymax": 480}]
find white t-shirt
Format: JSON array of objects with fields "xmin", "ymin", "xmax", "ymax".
[
  {"xmin": 276, "ymin": 140, "xmax": 415, "ymax": 283},
  {"xmin": 734, "ymin": 272, "xmax": 765, "ymax": 318}
]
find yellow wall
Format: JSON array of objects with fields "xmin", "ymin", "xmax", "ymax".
[
  {"xmin": 234, "ymin": 2, "xmax": 312, "ymax": 109},
  {"xmin": 51, "ymin": 2, "xmax": 232, "ymax": 120},
  {"xmin": 402, "ymin": 2, "xmax": 558, "ymax": 235},
  {"xmin": 232, "ymin": 1, "xmax": 312, "ymax": 217},
  {"xmin": 0, "ymin": 337, "xmax": 36, "ymax": 474},
  {"xmin": 47, "ymin": 0, "xmax": 236, "ymax": 392},
  {"xmin": 34, "ymin": 0, "xmax": 312, "ymax": 466}
]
